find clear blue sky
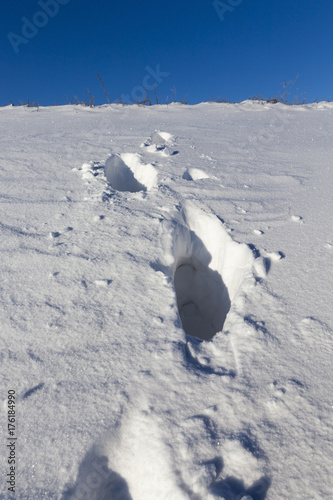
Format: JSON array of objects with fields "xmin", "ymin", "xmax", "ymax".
[{"xmin": 1, "ymin": 0, "xmax": 332, "ymax": 106}]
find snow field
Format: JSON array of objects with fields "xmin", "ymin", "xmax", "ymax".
[{"xmin": 0, "ymin": 102, "xmax": 332, "ymax": 500}]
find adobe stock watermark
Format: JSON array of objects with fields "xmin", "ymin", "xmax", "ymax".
[
  {"xmin": 213, "ymin": 0, "xmax": 244, "ymax": 22},
  {"xmin": 7, "ymin": 0, "xmax": 71, "ymax": 54},
  {"xmin": 62, "ymin": 63, "xmax": 170, "ymax": 171}
]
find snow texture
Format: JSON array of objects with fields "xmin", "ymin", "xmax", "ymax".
[{"xmin": 0, "ymin": 101, "xmax": 333, "ymax": 500}]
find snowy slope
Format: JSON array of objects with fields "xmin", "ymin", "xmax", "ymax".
[{"xmin": 0, "ymin": 101, "xmax": 332, "ymax": 500}]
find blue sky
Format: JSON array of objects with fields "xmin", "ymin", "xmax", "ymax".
[{"xmin": 1, "ymin": 0, "xmax": 332, "ymax": 106}]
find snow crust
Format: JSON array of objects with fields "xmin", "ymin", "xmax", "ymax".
[{"xmin": 0, "ymin": 101, "xmax": 332, "ymax": 500}]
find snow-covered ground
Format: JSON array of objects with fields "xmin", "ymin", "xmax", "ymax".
[{"xmin": 0, "ymin": 101, "xmax": 332, "ymax": 500}]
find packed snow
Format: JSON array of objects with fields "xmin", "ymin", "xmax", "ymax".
[{"xmin": 0, "ymin": 100, "xmax": 332, "ymax": 500}]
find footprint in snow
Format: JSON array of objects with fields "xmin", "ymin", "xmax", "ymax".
[
  {"xmin": 159, "ymin": 201, "xmax": 254, "ymax": 341},
  {"xmin": 141, "ymin": 131, "xmax": 177, "ymax": 156},
  {"xmin": 104, "ymin": 153, "xmax": 158, "ymax": 193},
  {"xmin": 66, "ymin": 407, "xmax": 187, "ymax": 500}
]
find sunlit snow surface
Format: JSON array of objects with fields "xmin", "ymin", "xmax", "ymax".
[{"xmin": 0, "ymin": 101, "xmax": 332, "ymax": 500}]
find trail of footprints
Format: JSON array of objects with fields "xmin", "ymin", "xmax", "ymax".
[
  {"xmin": 67, "ymin": 130, "xmax": 290, "ymax": 500},
  {"xmin": 75, "ymin": 130, "xmax": 278, "ymax": 343}
]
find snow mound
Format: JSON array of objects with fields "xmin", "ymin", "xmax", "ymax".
[
  {"xmin": 104, "ymin": 153, "xmax": 157, "ymax": 192},
  {"xmin": 183, "ymin": 167, "xmax": 210, "ymax": 181},
  {"xmin": 162, "ymin": 202, "xmax": 254, "ymax": 340}
]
